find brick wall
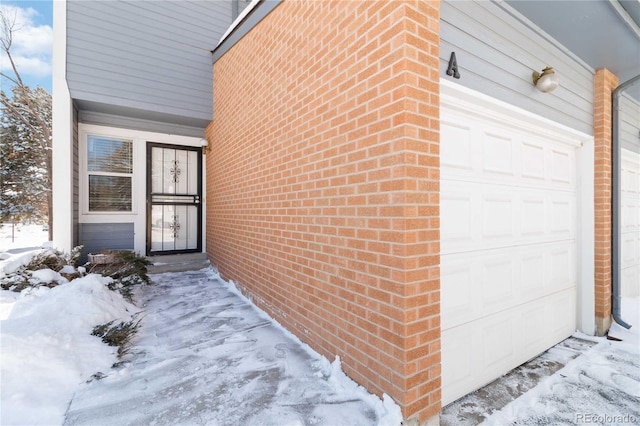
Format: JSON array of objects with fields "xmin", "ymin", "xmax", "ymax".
[
  {"xmin": 593, "ymin": 68, "xmax": 618, "ymax": 336},
  {"xmin": 206, "ymin": 1, "xmax": 441, "ymax": 422}
]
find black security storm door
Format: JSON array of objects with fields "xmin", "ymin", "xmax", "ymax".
[{"xmin": 147, "ymin": 143, "xmax": 202, "ymax": 255}]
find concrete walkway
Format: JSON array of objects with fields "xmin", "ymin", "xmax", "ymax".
[
  {"xmin": 64, "ymin": 269, "xmax": 385, "ymax": 426},
  {"xmin": 441, "ymin": 337, "xmax": 596, "ymax": 425},
  {"xmin": 63, "ymin": 267, "xmax": 639, "ymax": 425}
]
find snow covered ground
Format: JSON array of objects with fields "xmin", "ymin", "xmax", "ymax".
[
  {"xmin": 1, "ymin": 240, "xmax": 638, "ymax": 425},
  {"xmin": 0, "ymin": 223, "xmax": 49, "ymax": 253},
  {"xmin": 0, "ymin": 269, "xmax": 139, "ymax": 425},
  {"xmin": 1, "ymin": 256, "xmax": 401, "ymax": 426},
  {"xmin": 483, "ymin": 298, "xmax": 640, "ymax": 425},
  {"xmin": 63, "ymin": 268, "xmax": 401, "ymax": 426}
]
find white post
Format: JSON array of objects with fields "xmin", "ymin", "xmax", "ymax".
[{"xmin": 52, "ymin": 0, "xmax": 74, "ymax": 253}]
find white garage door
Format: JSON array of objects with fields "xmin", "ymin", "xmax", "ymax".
[
  {"xmin": 621, "ymin": 148, "xmax": 640, "ymax": 298},
  {"xmin": 440, "ymin": 83, "xmax": 582, "ymax": 405}
]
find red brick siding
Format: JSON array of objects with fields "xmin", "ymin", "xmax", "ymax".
[
  {"xmin": 593, "ymin": 68, "xmax": 618, "ymax": 334},
  {"xmin": 206, "ymin": 1, "xmax": 441, "ymax": 421}
]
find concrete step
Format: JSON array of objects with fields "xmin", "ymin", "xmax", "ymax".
[{"xmin": 147, "ymin": 253, "xmax": 211, "ymax": 274}]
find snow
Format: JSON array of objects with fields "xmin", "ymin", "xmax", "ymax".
[
  {"xmin": 64, "ymin": 268, "xmax": 403, "ymax": 426},
  {"xmin": 0, "ymin": 223, "xmax": 49, "ymax": 252},
  {"xmin": 1, "ymin": 274, "xmax": 139, "ymax": 425},
  {"xmin": 1, "ymin": 239, "xmax": 637, "ymax": 426},
  {"xmin": 0, "ymin": 223, "xmax": 50, "ymax": 278},
  {"xmin": 30, "ymin": 268, "xmax": 68, "ymax": 285},
  {"xmin": 483, "ymin": 297, "xmax": 640, "ymax": 425}
]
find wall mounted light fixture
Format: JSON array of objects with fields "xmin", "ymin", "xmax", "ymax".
[
  {"xmin": 532, "ymin": 66, "xmax": 559, "ymax": 93},
  {"xmin": 200, "ymin": 138, "xmax": 210, "ymax": 154}
]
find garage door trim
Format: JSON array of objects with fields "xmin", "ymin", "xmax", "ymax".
[{"xmin": 440, "ymin": 80, "xmax": 595, "ymax": 404}]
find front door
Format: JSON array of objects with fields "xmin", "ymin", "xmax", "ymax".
[{"xmin": 147, "ymin": 143, "xmax": 202, "ymax": 255}]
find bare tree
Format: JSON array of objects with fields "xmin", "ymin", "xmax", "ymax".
[{"xmin": 0, "ymin": 7, "xmax": 52, "ymax": 240}]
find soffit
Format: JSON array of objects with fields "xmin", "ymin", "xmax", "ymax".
[{"xmin": 505, "ymin": 0, "xmax": 640, "ymax": 97}]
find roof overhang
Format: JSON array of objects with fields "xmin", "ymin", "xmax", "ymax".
[{"xmin": 505, "ymin": 0, "xmax": 640, "ymax": 97}]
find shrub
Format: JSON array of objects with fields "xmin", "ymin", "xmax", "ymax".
[
  {"xmin": 25, "ymin": 245, "xmax": 83, "ymax": 272},
  {"xmin": 0, "ymin": 246, "xmax": 83, "ymax": 291},
  {"xmin": 88, "ymin": 250, "xmax": 151, "ymax": 302},
  {"xmin": 91, "ymin": 314, "xmax": 142, "ymax": 359}
]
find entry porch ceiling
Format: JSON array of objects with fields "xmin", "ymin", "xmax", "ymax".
[{"xmin": 505, "ymin": 0, "xmax": 640, "ymax": 98}]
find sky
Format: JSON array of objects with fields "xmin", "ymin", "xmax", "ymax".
[{"xmin": 0, "ymin": 0, "xmax": 53, "ymax": 94}]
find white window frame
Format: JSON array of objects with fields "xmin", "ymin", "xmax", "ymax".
[
  {"xmin": 86, "ymin": 134, "xmax": 134, "ymax": 213},
  {"xmin": 79, "ymin": 126, "xmax": 139, "ymax": 217}
]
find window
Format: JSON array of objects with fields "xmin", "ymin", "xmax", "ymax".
[{"xmin": 87, "ymin": 135, "xmax": 133, "ymax": 212}]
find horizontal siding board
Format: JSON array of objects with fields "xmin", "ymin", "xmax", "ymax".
[
  {"xmin": 66, "ymin": 56, "xmax": 212, "ymax": 104},
  {"xmin": 79, "ymin": 223, "xmax": 135, "ymax": 255},
  {"xmin": 439, "ymin": 39, "xmax": 593, "ymax": 129},
  {"xmin": 67, "ymin": 6, "xmax": 221, "ymax": 60},
  {"xmin": 442, "ymin": 0, "xmax": 593, "ymax": 95},
  {"xmin": 66, "ymin": 0, "xmax": 232, "ymax": 124},
  {"xmin": 66, "ymin": 23, "xmax": 213, "ymax": 75},
  {"xmin": 108, "ymin": 1, "xmax": 231, "ymax": 45},
  {"xmin": 473, "ymin": 1, "xmax": 593, "ymax": 92},
  {"xmin": 439, "ymin": 16, "xmax": 591, "ymax": 107},
  {"xmin": 68, "ymin": 80, "xmax": 211, "ymax": 122},
  {"xmin": 66, "ymin": 59, "xmax": 211, "ymax": 111},
  {"xmin": 69, "ymin": 1, "xmax": 230, "ymax": 49},
  {"xmin": 620, "ymin": 95, "xmax": 640, "ymax": 152},
  {"xmin": 78, "ymin": 110, "xmax": 206, "ymax": 138},
  {"xmin": 441, "ymin": 0, "xmax": 593, "ymax": 135},
  {"xmin": 65, "ymin": 23, "xmax": 214, "ymax": 81}
]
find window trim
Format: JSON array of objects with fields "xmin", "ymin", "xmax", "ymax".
[{"xmin": 80, "ymin": 130, "xmax": 137, "ymax": 216}]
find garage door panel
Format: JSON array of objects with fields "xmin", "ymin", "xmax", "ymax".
[
  {"xmin": 441, "ymin": 195, "xmax": 474, "ymax": 242},
  {"xmin": 442, "ymin": 114, "xmax": 577, "ymax": 192},
  {"xmin": 442, "ymin": 287, "xmax": 576, "ymax": 405},
  {"xmin": 550, "ymin": 290, "xmax": 576, "ymax": 336},
  {"xmin": 482, "ymin": 258, "xmax": 514, "ymax": 309},
  {"xmin": 621, "ymin": 233, "xmax": 638, "ymax": 266},
  {"xmin": 483, "ymin": 314, "xmax": 515, "ymax": 370},
  {"xmin": 482, "ymin": 131, "xmax": 514, "ymax": 176},
  {"xmin": 621, "ymin": 149, "xmax": 640, "ymax": 298},
  {"xmin": 441, "ymin": 262, "xmax": 472, "ymax": 314},
  {"xmin": 442, "ymin": 87, "xmax": 579, "ymax": 406},
  {"xmin": 441, "ymin": 121, "xmax": 474, "ymax": 172},
  {"xmin": 521, "ymin": 253, "xmax": 544, "ymax": 296},
  {"xmin": 483, "ymin": 197, "xmax": 514, "ymax": 238},
  {"xmin": 550, "ymin": 148, "xmax": 574, "ymax": 184},
  {"xmin": 550, "ymin": 198, "xmax": 575, "ymax": 235},
  {"xmin": 622, "ymin": 265, "xmax": 640, "ymax": 297},
  {"xmin": 521, "ymin": 199, "xmax": 545, "ymax": 236},
  {"xmin": 442, "ymin": 180, "xmax": 576, "ymax": 254},
  {"xmin": 520, "ymin": 304, "xmax": 547, "ymax": 354},
  {"xmin": 521, "ymin": 142, "xmax": 546, "ymax": 180},
  {"xmin": 442, "ymin": 241, "xmax": 576, "ymax": 330},
  {"xmin": 622, "ymin": 200, "xmax": 639, "ymax": 230}
]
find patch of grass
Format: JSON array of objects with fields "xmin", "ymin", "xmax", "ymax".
[{"xmin": 91, "ymin": 314, "xmax": 142, "ymax": 358}]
